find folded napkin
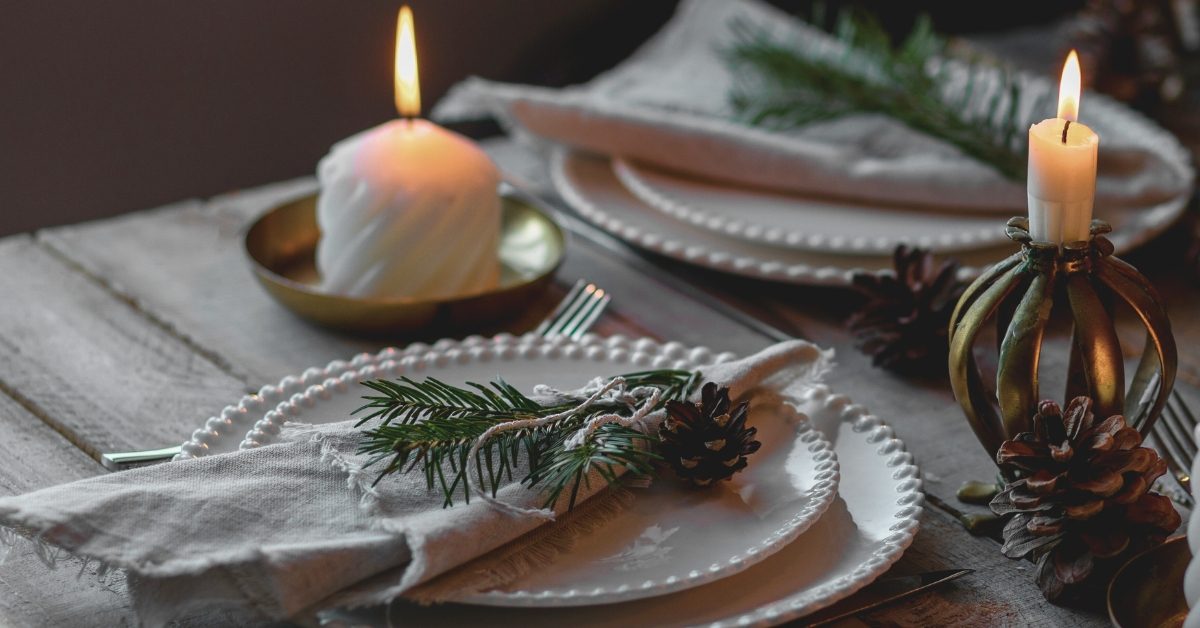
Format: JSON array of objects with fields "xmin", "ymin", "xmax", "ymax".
[
  {"xmin": 434, "ymin": 0, "xmax": 1189, "ymax": 213},
  {"xmin": 0, "ymin": 340, "xmax": 831, "ymax": 626}
]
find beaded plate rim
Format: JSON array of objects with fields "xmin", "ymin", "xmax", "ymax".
[
  {"xmin": 714, "ymin": 383, "xmax": 924, "ymax": 627},
  {"xmin": 174, "ymin": 334, "xmax": 843, "ymax": 608},
  {"xmin": 553, "ymin": 85, "xmax": 1192, "ymax": 287},
  {"xmin": 612, "ymin": 157, "xmax": 1006, "ymax": 255},
  {"xmin": 322, "ymin": 372, "xmax": 926, "ymax": 626}
]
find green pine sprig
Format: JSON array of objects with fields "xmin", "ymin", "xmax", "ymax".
[
  {"xmin": 724, "ymin": 9, "xmax": 1045, "ymax": 181},
  {"xmin": 355, "ymin": 369, "xmax": 699, "ymax": 511}
]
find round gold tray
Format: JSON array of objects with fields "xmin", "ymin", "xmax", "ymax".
[
  {"xmin": 1108, "ymin": 535, "xmax": 1190, "ymax": 628},
  {"xmin": 244, "ymin": 192, "xmax": 565, "ymax": 334}
]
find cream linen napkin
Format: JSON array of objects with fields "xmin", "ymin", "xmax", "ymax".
[
  {"xmin": 0, "ymin": 340, "xmax": 831, "ymax": 626},
  {"xmin": 433, "ymin": 0, "xmax": 1189, "ymax": 213}
]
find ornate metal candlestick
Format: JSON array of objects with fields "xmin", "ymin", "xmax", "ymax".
[{"xmin": 948, "ymin": 217, "xmax": 1177, "ymax": 464}]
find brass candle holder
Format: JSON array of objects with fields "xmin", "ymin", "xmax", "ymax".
[{"xmin": 948, "ymin": 217, "xmax": 1177, "ymax": 464}]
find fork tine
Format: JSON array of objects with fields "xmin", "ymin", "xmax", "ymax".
[
  {"xmin": 1153, "ymin": 399, "xmax": 1195, "ymax": 496},
  {"xmin": 1170, "ymin": 389, "xmax": 1199, "ymax": 457},
  {"xmin": 1162, "ymin": 392, "xmax": 1198, "ymax": 456},
  {"xmin": 535, "ymin": 280, "xmax": 587, "ymax": 336},
  {"xmin": 543, "ymin": 282, "xmax": 593, "ymax": 337},
  {"xmin": 568, "ymin": 290, "xmax": 610, "ymax": 341},
  {"xmin": 545, "ymin": 283, "xmax": 597, "ymax": 338},
  {"xmin": 1155, "ymin": 413, "xmax": 1193, "ymax": 468},
  {"xmin": 1154, "ymin": 434, "xmax": 1193, "ymax": 503},
  {"xmin": 557, "ymin": 287, "xmax": 604, "ymax": 340},
  {"xmin": 1154, "ymin": 430, "xmax": 1191, "ymax": 480}
]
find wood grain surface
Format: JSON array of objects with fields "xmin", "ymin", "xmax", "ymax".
[{"xmin": 3, "ymin": 138, "xmax": 1188, "ymax": 625}]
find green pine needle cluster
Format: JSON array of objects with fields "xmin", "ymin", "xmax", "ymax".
[
  {"xmin": 355, "ymin": 369, "xmax": 699, "ymax": 511},
  {"xmin": 725, "ymin": 9, "xmax": 1042, "ymax": 181}
]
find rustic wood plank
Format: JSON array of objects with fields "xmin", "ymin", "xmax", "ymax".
[
  {"xmin": 37, "ymin": 180, "xmax": 377, "ymax": 386},
  {"xmin": 38, "ymin": 178, "xmax": 765, "ymax": 386},
  {"xmin": 0, "ymin": 392, "xmax": 101, "ymax": 496},
  {"xmin": 857, "ymin": 508, "xmax": 1103, "ymax": 627},
  {"xmin": 0, "ymin": 236, "xmax": 249, "ymax": 457},
  {"xmin": 27, "ymin": 141, "xmax": 1138, "ymax": 624},
  {"xmin": 0, "ymin": 393, "xmax": 135, "ymax": 627}
]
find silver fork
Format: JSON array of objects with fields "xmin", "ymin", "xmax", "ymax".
[
  {"xmin": 1150, "ymin": 388, "xmax": 1197, "ymax": 507},
  {"xmin": 100, "ymin": 279, "xmax": 611, "ymax": 470}
]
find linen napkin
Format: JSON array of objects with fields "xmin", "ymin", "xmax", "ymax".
[
  {"xmin": 433, "ymin": 0, "xmax": 1190, "ymax": 213},
  {"xmin": 0, "ymin": 340, "xmax": 831, "ymax": 626}
]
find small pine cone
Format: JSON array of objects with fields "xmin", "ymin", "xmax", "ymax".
[
  {"xmin": 990, "ymin": 397, "xmax": 1181, "ymax": 601},
  {"xmin": 659, "ymin": 383, "xmax": 761, "ymax": 487},
  {"xmin": 848, "ymin": 245, "xmax": 964, "ymax": 373}
]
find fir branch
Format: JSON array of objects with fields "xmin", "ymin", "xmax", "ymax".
[
  {"xmin": 355, "ymin": 369, "xmax": 699, "ymax": 510},
  {"xmin": 724, "ymin": 10, "xmax": 1042, "ymax": 181}
]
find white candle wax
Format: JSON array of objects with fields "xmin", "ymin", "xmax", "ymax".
[
  {"xmin": 314, "ymin": 6, "xmax": 502, "ymax": 301},
  {"xmin": 315, "ymin": 119, "xmax": 501, "ymax": 299},
  {"xmin": 1027, "ymin": 118, "xmax": 1098, "ymax": 244}
]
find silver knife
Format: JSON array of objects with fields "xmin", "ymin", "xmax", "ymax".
[{"xmin": 799, "ymin": 569, "xmax": 973, "ymax": 627}]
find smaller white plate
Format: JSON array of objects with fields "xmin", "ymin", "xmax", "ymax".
[
  {"xmin": 177, "ymin": 334, "xmax": 841, "ymax": 608},
  {"xmin": 322, "ymin": 380, "xmax": 924, "ymax": 628},
  {"xmin": 613, "ymin": 157, "xmax": 1005, "ymax": 255}
]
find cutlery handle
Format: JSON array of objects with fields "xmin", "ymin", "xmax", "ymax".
[{"xmin": 101, "ymin": 445, "xmax": 183, "ymax": 471}]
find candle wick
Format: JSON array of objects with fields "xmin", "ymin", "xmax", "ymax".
[{"xmin": 1061, "ymin": 120, "xmax": 1071, "ymax": 144}]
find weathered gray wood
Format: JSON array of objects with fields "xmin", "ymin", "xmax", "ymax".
[
  {"xmin": 0, "ymin": 392, "xmax": 101, "ymax": 496},
  {"xmin": 0, "ymin": 392, "xmax": 134, "ymax": 627},
  {"xmin": 38, "ymin": 180, "xmax": 377, "ymax": 386},
  {"xmin": 39, "ymin": 177, "xmax": 765, "ymax": 386},
  {"xmin": 13, "ymin": 141, "xmax": 1155, "ymax": 624},
  {"xmin": 0, "ymin": 236, "xmax": 248, "ymax": 457},
  {"xmin": 858, "ymin": 509, "xmax": 1103, "ymax": 627}
]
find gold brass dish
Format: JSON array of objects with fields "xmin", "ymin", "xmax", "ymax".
[
  {"xmin": 1108, "ymin": 535, "xmax": 1190, "ymax": 628},
  {"xmin": 949, "ymin": 217, "xmax": 1177, "ymax": 464},
  {"xmin": 244, "ymin": 192, "xmax": 565, "ymax": 334}
]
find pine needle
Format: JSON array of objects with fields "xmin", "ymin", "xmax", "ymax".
[
  {"xmin": 355, "ymin": 370, "xmax": 698, "ymax": 511},
  {"xmin": 724, "ymin": 9, "xmax": 1041, "ymax": 181}
]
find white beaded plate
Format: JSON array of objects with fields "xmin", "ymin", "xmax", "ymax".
[
  {"xmin": 613, "ymin": 157, "xmax": 1006, "ymax": 255},
  {"xmin": 323, "ymin": 379, "xmax": 924, "ymax": 627},
  {"xmin": 176, "ymin": 334, "xmax": 841, "ymax": 608},
  {"xmin": 557, "ymin": 81, "xmax": 1191, "ymax": 286}
]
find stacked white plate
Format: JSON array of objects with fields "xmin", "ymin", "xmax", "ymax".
[
  {"xmin": 548, "ymin": 92, "xmax": 1192, "ymax": 287},
  {"xmin": 179, "ymin": 334, "xmax": 923, "ymax": 627}
]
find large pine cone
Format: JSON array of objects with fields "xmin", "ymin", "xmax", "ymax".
[
  {"xmin": 659, "ymin": 383, "xmax": 761, "ymax": 487},
  {"xmin": 990, "ymin": 397, "xmax": 1180, "ymax": 601},
  {"xmin": 848, "ymin": 245, "xmax": 964, "ymax": 372}
]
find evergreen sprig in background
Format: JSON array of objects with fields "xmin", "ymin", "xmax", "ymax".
[
  {"xmin": 354, "ymin": 370, "xmax": 699, "ymax": 511},
  {"xmin": 725, "ymin": 9, "xmax": 1043, "ymax": 181}
]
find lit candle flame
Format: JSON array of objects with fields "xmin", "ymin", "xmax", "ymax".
[
  {"xmin": 1057, "ymin": 50, "xmax": 1081, "ymax": 122},
  {"xmin": 394, "ymin": 6, "xmax": 420, "ymax": 118}
]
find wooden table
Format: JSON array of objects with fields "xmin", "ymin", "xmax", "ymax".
[{"xmin": 2, "ymin": 138, "xmax": 1195, "ymax": 626}]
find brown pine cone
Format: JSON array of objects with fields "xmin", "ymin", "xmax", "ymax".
[
  {"xmin": 990, "ymin": 397, "xmax": 1180, "ymax": 601},
  {"xmin": 848, "ymin": 245, "xmax": 964, "ymax": 373},
  {"xmin": 659, "ymin": 383, "xmax": 761, "ymax": 487}
]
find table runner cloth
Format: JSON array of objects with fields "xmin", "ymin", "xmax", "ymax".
[
  {"xmin": 0, "ymin": 340, "xmax": 831, "ymax": 625},
  {"xmin": 433, "ymin": 0, "xmax": 1187, "ymax": 214}
]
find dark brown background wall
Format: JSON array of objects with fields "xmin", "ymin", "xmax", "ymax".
[
  {"xmin": 0, "ymin": 0, "xmax": 678, "ymax": 236},
  {"xmin": 0, "ymin": 1, "xmax": 1078, "ymax": 236}
]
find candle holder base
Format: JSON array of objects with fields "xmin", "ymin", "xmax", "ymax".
[
  {"xmin": 244, "ymin": 191, "xmax": 565, "ymax": 335},
  {"xmin": 948, "ymin": 217, "xmax": 1176, "ymax": 463}
]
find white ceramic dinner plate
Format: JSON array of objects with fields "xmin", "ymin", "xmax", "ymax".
[
  {"xmin": 613, "ymin": 157, "xmax": 1006, "ymax": 255},
  {"xmin": 176, "ymin": 334, "xmax": 841, "ymax": 608},
  {"xmin": 322, "ymin": 371, "xmax": 924, "ymax": 628},
  {"xmin": 557, "ymin": 148, "xmax": 1189, "ymax": 287}
]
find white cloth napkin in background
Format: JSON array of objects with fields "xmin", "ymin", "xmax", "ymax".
[
  {"xmin": 1183, "ymin": 424, "xmax": 1200, "ymax": 628},
  {"xmin": 0, "ymin": 340, "xmax": 831, "ymax": 626},
  {"xmin": 434, "ymin": 0, "xmax": 1189, "ymax": 214}
]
